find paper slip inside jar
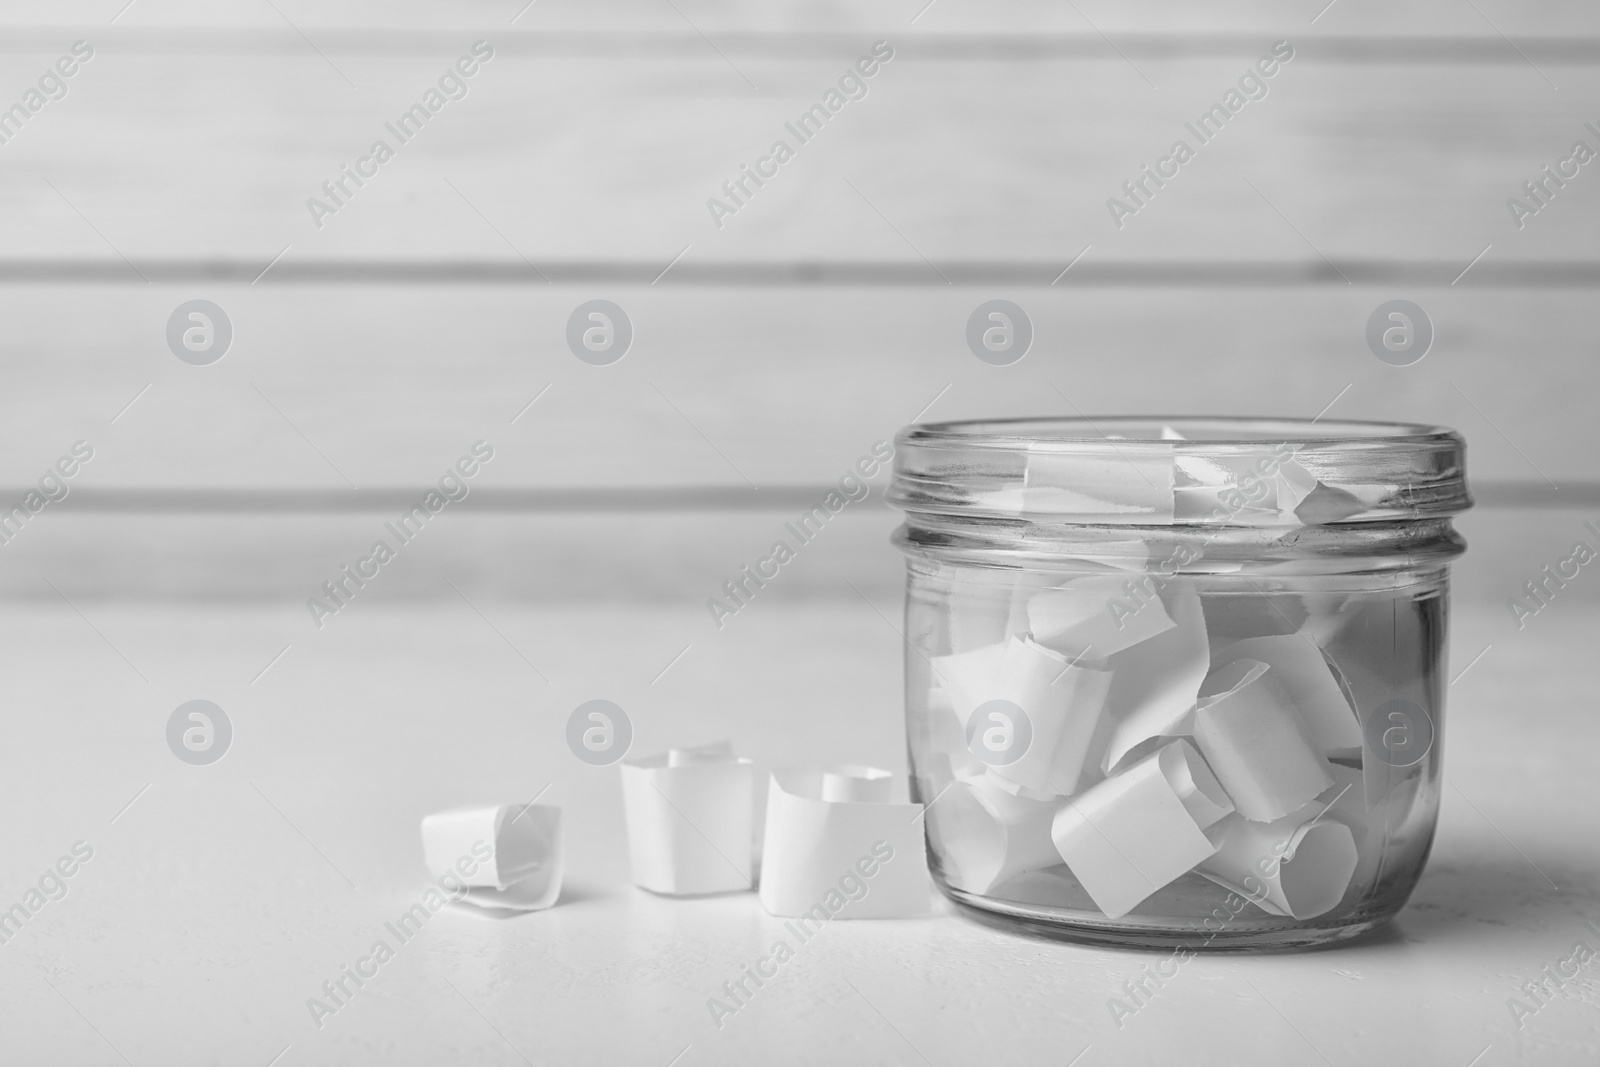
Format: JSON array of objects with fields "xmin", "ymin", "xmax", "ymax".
[
  {"xmin": 758, "ymin": 768, "xmax": 928, "ymax": 919},
  {"xmin": 931, "ymin": 636, "xmax": 1113, "ymax": 797},
  {"xmin": 1097, "ymin": 586, "xmax": 1211, "ymax": 773},
  {"xmin": 1172, "ymin": 451, "xmax": 1320, "ymax": 526},
  {"xmin": 1192, "ymin": 659, "xmax": 1335, "ymax": 822},
  {"xmin": 1028, "ymin": 575, "xmax": 1178, "ymax": 665},
  {"xmin": 1052, "ymin": 739, "xmax": 1233, "ymax": 919},
  {"xmin": 621, "ymin": 742, "xmax": 754, "ymax": 895},
  {"xmin": 1215, "ymin": 636, "xmax": 1361, "ymax": 758},
  {"xmin": 420, "ymin": 802, "xmax": 563, "ymax": 911},
  {"xmin": 926, "ymin": 770, "xmax": 1061, "ymax": 895},
  {"xmin": 1022, "ymin": 444, "xmax": 1176, "ymax": 522},
  {"xmin": 1198, "ymin": 799, "xmax": 1359, "ymax": 920}
]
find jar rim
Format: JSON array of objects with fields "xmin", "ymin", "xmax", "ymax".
[
  {"xmin": 889, "ymin": 416, "xmax": 1471, "ymax": 526},
  {"xmin": 902, "ymin": 416, "xmax": 1456, "ymax": 447}
]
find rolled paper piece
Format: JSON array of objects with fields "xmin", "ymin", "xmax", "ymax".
[
  {"xmin": 1192, "ymin": 660, "xmax": 1335, "ymax": 822},
  {"xmin": 1028, "ymin": 575, "xmax": 1177, "ymax": 664},
  {"xmin": 926, "ymin": 772, "xmax": 1061, "ymax": 895},
  {"xmin": 933, "ymin": 636, "xmax": 1112, "ymax": 797},
  {"xmin": 621, "ymin": 743, "xmax": 754, "ymax": 895},
  {"xmin": 987, "ymin": 637, "xmax": 1113, "ymax": 796},
  {"xmin": 1215, "ymin": 636, "xmax": 1361, "ymax": 758},
  {"xmin": 759, "ymin": 769, "xmax": 928, "ymax": 919},
  {"xmin": 1051, "ymin": 739, "xmax": 1233, "ymax": 919},
  {"xmin": 822, "ymin": 766, "xmax": 894, "ymax": 803},
  {"xmin": 928, "ymin": 641, "xmax": 1008, "ymax": 726},
  {"xmin": 1198, "ymin": 806, "xmax": 1359, "ymax": 920},
  {"xmin": 420, "ymin": 802, "xmax": 563, "ymax": 911},
  {"xmin": 1098, "ymin": 586, "xmax": 1211, "ymax": 773},
  {"xmin": 1022, "ymin": 444, "xmax": 1176, "ymax": 523}
]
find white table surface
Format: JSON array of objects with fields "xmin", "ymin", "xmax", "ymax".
[{"xmin": 2, "ymin": 595, "xmax": 1596, "ymax": 1066}]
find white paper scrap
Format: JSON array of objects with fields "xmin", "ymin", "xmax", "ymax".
[
  {"xmin": 1023, "ymin": 445, "xmax": 1176, "ymax": 522},
  {"xmin": 1198, "ymin": 807, "xmax": 1359, "ymax": 920},
  {"xmin": 926, "ymin": 772, "xmax": 1061, "ymax": 895},
  {"xmin": 759, "ymin": 769, "xmax": 928, "ymax": 919},
  {"xmin": 1028, "ymin": 575, "xmax": 1177, "ymax": 664},
  {"xmin": 1192, "ymin": 660, "xmax": 1335, "ymax": 822},
  {"xmin": 621, "ymin": 743, "xmax": 754, "ymax": 895},
  {"xmin": 1051, "ymin": 739, "xmax": 1231, "ymax": 919},
  {"xmin": 1099, "ymin": 586, "xmax": 1211, "ymax": 772},
  {"xmin": 420, "ymin": 802, "xmax": 563, "ymax": 911},
  {"xmin": 1215, "ymin": 636, "xmax": 1361, "ymax": 758}
]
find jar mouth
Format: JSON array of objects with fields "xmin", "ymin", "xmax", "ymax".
[{"xmin": 889, "ymin": 416, "xmax": 1471, "ymax": 526}]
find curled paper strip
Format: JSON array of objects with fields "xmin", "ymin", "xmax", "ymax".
[
  {"xmin": 1216, "ymin": 635, "xmax": 1361, "ymax": 758},
  {"xmin": 927, "ymin": 770, "xmax": 1060, "ymax": 895},
  {"xmin": 1192, "ymin": 660, "xmax": 1334, "ymax": 822},
  {"xmin": 759, "ymin": 768, "xmax": 928, "ymax": 918},
  {"xmin": 621, "ymin": 742, "xmax": 754, "ymax": 895},
  {"xmin": 1173, "ymin": 451, "xmax": 1320, "ymax": 526},
  {"xmin": 1198, "ymin": 803, "xmax": 1359, "ymax": 920},
  {"xmin": 1052, "ymin": 740, "xmax": 1233, "ymax": 919},
  {"xmin": 420, "ymin": 802, "xmax": 563, "ymax": 911}
]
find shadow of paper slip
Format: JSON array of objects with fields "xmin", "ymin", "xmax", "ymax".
[
  {"xmin": 621, "ymin": 744, "xmax": 754, "ymax": 895},
  {"xmin": 758, "ymin": 768, "xmax": 928, "ymax": 918}
]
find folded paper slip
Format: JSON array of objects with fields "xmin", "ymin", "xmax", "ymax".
[
  {"xmin": 1192, "ymin": 660, "xmax": 1334, "ymax": 822},
  {"xmin": 622, "ymin": 742, "xmax": 754, "ymax": 895},
  {"xmin": 1198, "ymin": 803, "xmax": 1359, "ymax": 920},
  {"xmin": 420, "ymin": 802, "xmax": 562, "ymax": 911},
  {"xmin": 759, "ymin": 768, "xmax": 928, "ymax": 918},
  {"xmin": 1052, "ymin": 740, "xmax": 1233, "ymax": 919},
  {"xmin": 926, "ymin": 770, "xmax": 1061, "ymax": 895},
  {"xmin": 1214, "ymin": 635, "xmax": 1361, "ymax": 758}
]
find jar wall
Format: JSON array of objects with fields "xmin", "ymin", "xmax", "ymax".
[{"xmin": 904, "ymin": 557, "xmax": 1448, "ymax": 950}]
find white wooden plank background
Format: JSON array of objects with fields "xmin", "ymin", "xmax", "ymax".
[
  {"xmin": 0, "ymin": 37, "xmax": 1596, "ymax": 263},
  {"xmin": 0, "ymin": 5, "xmax": 1593, "ymax": 601}
]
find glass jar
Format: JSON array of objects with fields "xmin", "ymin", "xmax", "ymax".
[{"xmin": 889, "ymin": 417, "xmax": 1470, "ymax": 950}]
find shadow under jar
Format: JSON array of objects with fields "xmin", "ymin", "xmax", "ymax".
[{"xmin": 889, "ymin": 417, "xmax": 1470, "ymax": 950}]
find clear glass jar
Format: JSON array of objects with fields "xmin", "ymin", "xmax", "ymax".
[{"xmin": 889, "ymin": 417, "xmax": 1470, "ymax": 950}]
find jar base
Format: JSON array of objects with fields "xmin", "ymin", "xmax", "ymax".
[{"xmin": 944, "ymin": 885, "xmax": 1397, "ymax": 952}]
